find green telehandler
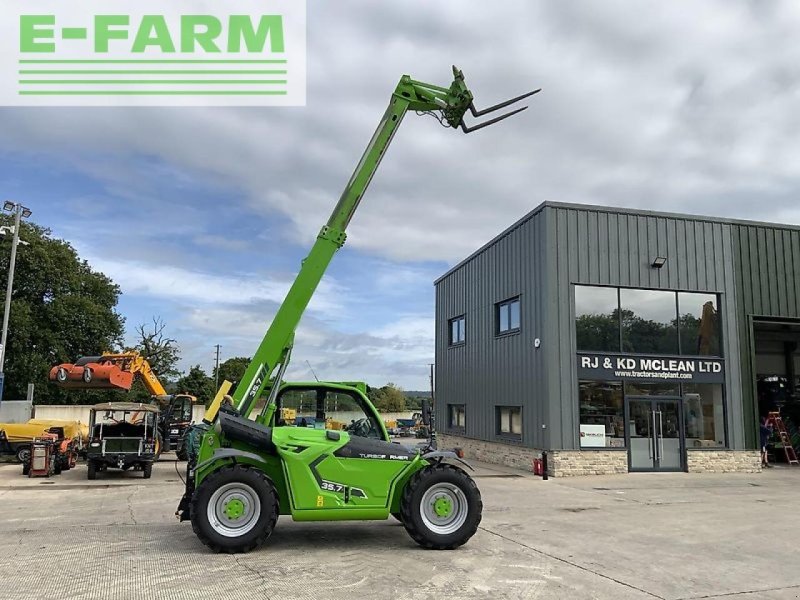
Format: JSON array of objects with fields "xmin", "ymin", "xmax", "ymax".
[{"xmin": 176, "ymin": 66, "xmax": 538, "ymax": 553}]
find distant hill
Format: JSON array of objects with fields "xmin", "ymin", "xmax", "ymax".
[{"xmin": 404, "ymin": 391, "xmax": 431, "ymax": 398}]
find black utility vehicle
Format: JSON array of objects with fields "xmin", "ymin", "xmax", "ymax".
[{"xmin": 86, "ymin": 403, "xmax": 160, "ymax": 480}]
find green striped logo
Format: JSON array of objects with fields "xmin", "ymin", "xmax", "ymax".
[{"xmin": 3, "ymin": 1, "xmax": 306, "ymax": 106}]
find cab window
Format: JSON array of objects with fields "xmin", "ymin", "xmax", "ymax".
[{"xmin": 277, "ymin": 387, "xmax": 382, "ymax": 439}]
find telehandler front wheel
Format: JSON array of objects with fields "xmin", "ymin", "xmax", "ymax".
[
  {"xmin": 400, "ymin": 463, "xmax": 482, "ymax": 550},
  {"xmin": 190, "ymin": 465, "xmax": 278, "ymax": 554}
]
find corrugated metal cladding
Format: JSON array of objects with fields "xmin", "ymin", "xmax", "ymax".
[
  {"xmin": 545, "ymin": 205, "xmax": 743, "ymax": 450},
  {"xmin": 732, "ymin": 225, "xmax": 800, "ymax": 447},
  {"xmin": 434, "ymin": 210, "xmax": 549, "ymax": 448},
  {"xmin": 436, "ymin": 201, "xmax": 800, "ymax": 452}
]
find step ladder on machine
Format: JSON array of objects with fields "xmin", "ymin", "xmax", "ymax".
[{"xmin": 767, "ymin": 412, "xmax": 799, "ymax": 465}]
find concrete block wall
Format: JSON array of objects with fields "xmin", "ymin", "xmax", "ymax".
[
  {"xmin": 33, "ymin": 404, "xmax": 207, "ymax": 425},
  {"xmin": 548, "ymin": 450, "xmax": 628, "ymax": 476},
  {"xmin": 438, "ymin": 434, "xmax": 538, "ymax": 472},
  {"xmin": 686, "ymin": 450, "xmax": 761, "ymax": 473},
  {"xmin": 438, "ymin": 434, "xmax": 627, "ymax": 476},
  {"xmin": 440, "ymin": 435, "xmax": 763, "ymax": 476}
]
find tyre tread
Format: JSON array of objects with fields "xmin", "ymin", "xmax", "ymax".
[
  {"xmin": 190, "ymin": 465, "xmax": 279, "ymax": 554},
  {"xmin": 399, "ymin": 462, "xmax": 482, "ymax": 550}
]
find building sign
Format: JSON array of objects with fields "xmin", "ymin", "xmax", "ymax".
[
  {"xmin": 577, "ymin": 353, "xmax": 725, "ymax": 384},
  {"xmin": 579, "ymin": 424, "xmax": 606, "ymax": 448}
]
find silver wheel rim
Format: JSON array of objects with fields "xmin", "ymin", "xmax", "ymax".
[
  {"xmin": 420, "ymin": 482, "xmax": 469, "ymax": 535},
  {"xmin": 207, "ymin": 482, "xmax": 261, "ymax": 538}
]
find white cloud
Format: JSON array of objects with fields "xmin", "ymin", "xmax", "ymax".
[
  {"xmin": 5, "ymin": 1, "xmax": 800, "ymax": 263},
  {"xmin": 84, "ymin": 253, "xmax": 345, "ymax": 318}
]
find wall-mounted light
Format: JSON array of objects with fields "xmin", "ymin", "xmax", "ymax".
[{"xmin": 651, "ymin": 256, "xmax": 667, "ymax": 269}]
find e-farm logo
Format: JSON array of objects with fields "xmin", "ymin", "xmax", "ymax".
[{"xmin": 0, "ymin": 0, "xmax": 306, "ymax": 106}]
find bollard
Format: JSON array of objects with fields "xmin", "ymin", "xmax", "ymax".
[{"xmin": 542, "ymin": 451, "xmax": 548, "ymax": 481}]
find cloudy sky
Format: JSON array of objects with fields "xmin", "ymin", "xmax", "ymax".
[{"xmin": 1, "ymin": 1, "xmax": 798, "ymax": 389}]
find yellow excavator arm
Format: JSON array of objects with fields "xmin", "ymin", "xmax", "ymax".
[{"xmin": 50, "ymin": 350, "xmax": 168, "ymax": 396}]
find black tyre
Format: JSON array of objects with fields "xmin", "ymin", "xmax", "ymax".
[
  {"xmin": 176, "ymin": 436, "xmax": 189, "ymax": 461},
  {"xmin": 82, "ymin": 367, "xmax": 93, "ymax": 383},
  {"xmin": 87, "ymin": 461, "xmax": 97, "ymax": 480},
  {"xmin": 400, "ymin": 463, "xmax": 482, "ymax": 550},
  {"xmin": 55, "ymin": 367, "xmax": 68, "ymax": 383},
  {"xmin": 190, "ymin": 465, "xmax": 279, "ymax": 553},
  {"xmin": 16, "ymin": 445, "xmax": 30, "ymax": 464},
  {"xmin": 155, "ymin": 432, "xmax": 164, "ymax": 460},
  {"xmin": 143, "ymin": 463, "xmax": 152, "ymax": 479}
]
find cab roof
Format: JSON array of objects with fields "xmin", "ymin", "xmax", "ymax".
[{"xmin": 90, "ymin": 402, "xmax": 160, "ymax": 413}]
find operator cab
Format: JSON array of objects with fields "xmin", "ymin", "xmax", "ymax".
[
  {"xmin": 169, "ymin": 395, "xmax": 194, "ymax": 422},
  {"xmin": 274, "ymin": 385, "xmax": 384, "ymax": 440}
]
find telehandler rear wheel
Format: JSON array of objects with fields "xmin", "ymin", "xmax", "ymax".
[
  {"xmin": 190, "ymin": 465, "xmax": 278, "ymax": 553},
  {"xmin": 400, "ymin": 463, "xmax": 482, "ymax": 550}
]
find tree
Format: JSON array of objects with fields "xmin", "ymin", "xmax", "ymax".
[
  {"xmin": 135, "ymin": 316, "xmax": 180, "ymax": 381},
  {"xmin": 175, "ymin": 365, "xmax": 216, "ymax": 406},
  {"xmin": 215, "ymin": 356, "xmax": 250, "ymax": 390},
  {"xmin": 120, "ymin": 317, "xmax": 182, "ymax": 403},
  {"xmin": 0, "ymin": 217, "xmax": 125, "ymax": 404},
  {"xmin": 369, "ymin": 382, "xmax": 406, "ymax": 412}
]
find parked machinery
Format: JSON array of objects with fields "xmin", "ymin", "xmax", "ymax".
[
  {"xmin": 49, "ymin": 351, "xmax": 199, "ymax": 458},
  {"xmin": 2, "ymin": 421, "xmax": 83, "ymax": 467},
  {"xmin": 25, "ymin": 435, "xmax": 57, "ymax": 477},
  {"xmin": 20, "ymin": 428, "xmax": 79, "ymax": 477},
  {"xmin": 85, "ymin": 403, "xmax": 160, "ymax": 479}
]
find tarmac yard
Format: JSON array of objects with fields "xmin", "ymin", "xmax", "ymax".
[{"xmin": 1, "ymin": 458, "xmax": 799, "ymax": 600}]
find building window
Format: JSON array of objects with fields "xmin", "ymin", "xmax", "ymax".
[
  {"xmin": 579, "ymin": 381, "xmax": 625, "ymax": 448},
  {"xmin": 575, "ymin": 286, "xmax": 620, "ymax": 352},
  {"xmin": 496, "ymin": 297, "xmax": 520, "ymax": 335},
  {"xmin": 496, "ymin": 406, "xmax": 522, "ymax": 439},
  {"xmin": 678, "ymin": 293, "xmax": 720, "ymax": 356},
  {"xmin": 683, "ymin": 383, "xmax": 726, "ymax": 448},
  {"xmin": 575, "ymin": 286, "xmax": 723, "ymax": 357},
  {"xmin": 449, "ymin": 315, "xmax": 466, "ymax": 345},
  {"xmin": 620, "ymin": 288, "xmax": 679, "ymax": 354},
  {"xmin": 448, "ymin": 404, "xmax": 466, "ymax": 431}
]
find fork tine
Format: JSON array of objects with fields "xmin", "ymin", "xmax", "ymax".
[
  {"xmin": 469, "ymin": 89, "xmax": 541, "ymax": 118},
  {"xmin": 459, "ymin": 106, "xmax": 529, "ymax": 134}
]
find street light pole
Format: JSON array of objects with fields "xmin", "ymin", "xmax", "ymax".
[{"xmin": 0, "ymin": 202, "xmax": 31, "ymax": 405}]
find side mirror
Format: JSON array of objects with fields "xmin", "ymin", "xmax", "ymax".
[{"xmin": 421, "ymin": 399, "xmax": 432, "ymax": 427}]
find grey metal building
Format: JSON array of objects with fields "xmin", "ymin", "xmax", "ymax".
[{"xmin": 434, "ymin": 202, "xmax": 800, "ymax": 475}]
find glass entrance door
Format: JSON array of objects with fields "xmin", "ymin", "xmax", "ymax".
[{"xmin": 627, "ymin": 397, "xmax": 684, "ymax": 472}]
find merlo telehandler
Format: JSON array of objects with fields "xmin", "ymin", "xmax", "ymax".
[{"xmin": 176, "ymin": 67, "xmax": 538, "ymax": 553}]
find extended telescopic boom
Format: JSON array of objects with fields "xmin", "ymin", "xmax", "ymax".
[{"xmin": 231, "ymin": 66, "xmax": 539, "ymax": 419}]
